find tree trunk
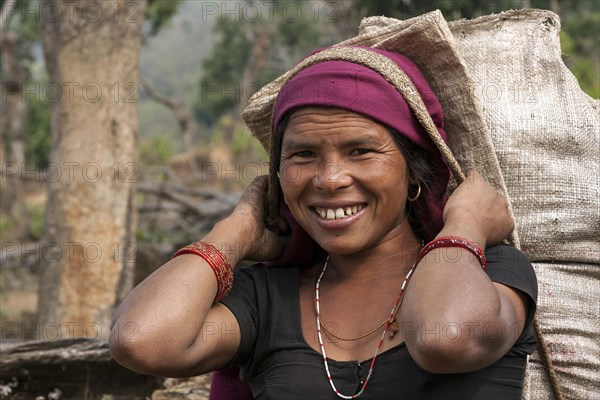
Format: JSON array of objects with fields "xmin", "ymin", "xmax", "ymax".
[
  {"xmin": 38, "ymin": 0, "xmax": 146, "ymax": 339},
  {"xmin": 0, "ymin": 0, "xmax": 29, "ymax": 238}
]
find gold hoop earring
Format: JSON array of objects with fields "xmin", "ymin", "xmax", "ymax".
[{"xmin": 407, "ymin": 183, "xmax": 421, "ymax": 202}]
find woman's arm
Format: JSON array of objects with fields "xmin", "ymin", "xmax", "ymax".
[
  {"xmin": 401, "ymin": 171, "xmax": 531, "ymax": 373},
  {"xmin": 109, "ymin": 176, "xmax": 285, "ymax": 377}
]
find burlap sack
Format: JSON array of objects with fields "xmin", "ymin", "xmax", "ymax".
[
  {"xmin": 447, "ymin": 10, "xmax": 600, "ymax": 399},
  {"xmin": 242, "ymin": 8, "xmax": 599, "ymax": 400},
  {"xmin": 447, "ymin": 10, "xmax": 599, "ymax": 264}
]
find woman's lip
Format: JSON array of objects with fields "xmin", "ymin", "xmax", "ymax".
[
  {"xmin": 310, "ymin": 206, "xmax": 367, "ymax": 229},
  {"xmin": 311, "ymin": 202, "xmax": 367, "ymax": 209}
]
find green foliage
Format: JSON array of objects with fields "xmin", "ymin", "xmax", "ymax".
[
  {"xmin": 194, "ymin": 0, "xmax": 334, "ymax": 127},
  {"xmin": 4, "ymin": 1, "xmax": 39, "ymax": 68},
  {"xmin": 25, "ymin": 94, "xmax": 51, "ymax": 169},
  {"xmin": 28, "ymin": 203, "xmax": 44, "ymax": 240},
  {"xmin": 274, "ymin": 0, "xmax": 322, "ymax": 54},
  {"xmin": 0, "ymin": 216, "xmax": 15, "ymax": 239},
  {"xmin": 353, "ymin": 0, "xmax": 525, "ymax": 20},
  {"xmin": 560, "ymin": 8, "xmax": 600, "ymax": 98},
  {"xmin": 209, "ymin": 115, "xmax": 233, "ymax": 145},
  {"xmin": 145, "ymin": 0, "xmax": 185, "ymax": 37},
  {"xmin": 231, "ymin": 126, "xmax": 268, "ymax": 160},
  {"xmin": 208, "ymin": 115, "xmax": 267, "ymax": 160},
  {"xmin": 1, "ymin": 0, "xmax": 51, "ymax": 168},
  {"xmin": 139, "ymin": 135, "xmax": 175, "ymax": 165},
  {"xmin": 194, "ymin": 19, "xmax": 250, "ymax": 126},
  {"xmin": 135, "ymin": 222, "xmax": 168, "ymax": 243}
]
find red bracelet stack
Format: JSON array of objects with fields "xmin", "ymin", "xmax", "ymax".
[
  {"xmin": 173, "ymin": 241, "xmax": 234, "ymax": 302},
  {"xmin": 418, "ymin": 236, "xmax": 487, "ymax": 269}
]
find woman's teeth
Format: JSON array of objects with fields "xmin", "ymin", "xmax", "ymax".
[{"xmin": 315, "ymin": 205, "xmax": 364, "ymax": 220}]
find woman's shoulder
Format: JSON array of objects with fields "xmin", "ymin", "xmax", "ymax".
[
  {"xmin": 484, "ymin": 244, "xmax": 537, "ymax": 295},
  {"xmin": 483, "ymin": 244, "xmax": 538, "ymax": 355},
  {"xmin": 485, "ymin": 243, "xmax": 531, "ymax": 263},
  {"xmin": 485, "ymin": 243, "xmax": 529, "ymax": 262},
  {"xmin": 231, "ymin": 262, "xmax": 303, "ymax": 295},
  {"xmin": 235, "ymin": 260, "xmax": 321, "ymax": 280},
  {"xmin": 235, "ymin": 262, "xmax": 302, "ymax": 277}
]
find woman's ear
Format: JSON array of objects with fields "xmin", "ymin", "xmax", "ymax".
[{"xmin": 408, "ymin": 173, "xmax": 419, "ymax": 185}]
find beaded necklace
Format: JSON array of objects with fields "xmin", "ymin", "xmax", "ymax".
[
  {"xmin": 314, "ymin": 256, "xmax": 416, "ymax": 399},
  {"xmin": 316, "ymin": 300, "xmax": 401, "ymax": 341}
]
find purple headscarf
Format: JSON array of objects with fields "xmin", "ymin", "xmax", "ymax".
[{"xmin": 274, "ymin": 47, "xmax": 450, "ymax": 248}]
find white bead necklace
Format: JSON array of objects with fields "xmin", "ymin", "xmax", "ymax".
[{"xmin": 314, "ymin": 256, "xmax": 416, "ymax": 399}]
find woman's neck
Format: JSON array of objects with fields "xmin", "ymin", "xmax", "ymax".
[{"xmin": 324, "ymin": 229, "xmax": 422, "ymax": 285}]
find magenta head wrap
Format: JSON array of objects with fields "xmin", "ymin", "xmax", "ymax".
[{"xmin": 273, "ymin": 47, "xmax": 450, "ymax": 244}]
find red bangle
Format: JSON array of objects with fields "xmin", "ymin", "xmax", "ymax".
[
  {"xmin": 173, "ymin": 241, "xmax": 233, "ymax": 302},
  {"xmin": 418, "ymin": 236, "xmax": 486, "ymax": 269}
]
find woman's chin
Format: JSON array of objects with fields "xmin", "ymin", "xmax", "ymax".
[{"xmin": 313, "ymin": 237, "xmax": 367, "ymax": 256}]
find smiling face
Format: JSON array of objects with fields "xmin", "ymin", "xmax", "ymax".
[{"xmin": 279, "ymin": 107, "xmax": 416, "ymax": 255}]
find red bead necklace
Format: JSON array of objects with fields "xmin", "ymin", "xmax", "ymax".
[{"xmin": 314, "ymin": 256, "xmax": 416, "ymax": 399}]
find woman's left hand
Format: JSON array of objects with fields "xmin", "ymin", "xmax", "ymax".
[
  {"xmin": 442, "ymin": 171, "xmax": 515, "ymax": 246},
  {"xmin": 211, "ymin": 175, "xmax": 289, "ymax": 263}
]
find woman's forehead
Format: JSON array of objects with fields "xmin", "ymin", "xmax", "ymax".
[
  {"xmin": 281, "ymin": 108, "xmax": 395, "ymax": 150},
  {"xmin": 288, "ymin": 106, "xmax": 371, "ymax": 119},
  {"xmin": 285, "ymin": 107, "xmax": 388, "ymax": 132}
]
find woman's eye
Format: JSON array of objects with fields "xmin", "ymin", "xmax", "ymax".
[
  {"xmin": 295, "ymin": 151, "xmax": 315, "ymax": 158},
  {"xmin": 350, "ymin": 148, "xmax": 371, "ymax": 155}
]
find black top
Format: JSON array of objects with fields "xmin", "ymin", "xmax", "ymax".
[{"xmin": 220, "ymin": 244, "xmax": 538, "ymax": 400}]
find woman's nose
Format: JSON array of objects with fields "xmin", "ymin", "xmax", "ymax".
[{"xmin": 313, "ymin": 160, "xmax": 352, "ymax": 192}]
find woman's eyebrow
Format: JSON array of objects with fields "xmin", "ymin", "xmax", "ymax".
[
  {"xmin": 342, "ymin": 138, "xmax": 383, "ymax": 147},
  {"xmin": 283, "ymin": 137, "xmax": 384, "ymax": 150},
  {"xmin": 281, "ymin": 139, "xmax": 317, "ymax": 150}
]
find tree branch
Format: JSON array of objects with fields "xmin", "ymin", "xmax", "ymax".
[
  {"xmin": 140, "ymin": 76, "xmax": 193, "ymax": 148},
  {"xmin": 137, "ymin": 182, "xmax": 240, "ymax": 218}
]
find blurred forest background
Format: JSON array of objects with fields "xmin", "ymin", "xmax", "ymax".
[{"xmin": 0, "ymin": 0, "xmax": 598, "ymax": 399}]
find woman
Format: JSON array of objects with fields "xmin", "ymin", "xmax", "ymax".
[{"xmin": 110, "ymin": 46, "xmax": 537, "ymax": 399}]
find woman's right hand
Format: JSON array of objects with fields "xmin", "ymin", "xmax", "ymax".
[
  {"xmin": 208, "ymin": 175, "xmax": 288, "ymax": 263},
  {"xmin": 441, "ymin": 170, "xmax": 514, "ymax": 246}
]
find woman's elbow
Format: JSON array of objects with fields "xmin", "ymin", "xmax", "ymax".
[
  {"xmin": 408, "ymin": 340, "xmax": 482, "ymax": 373},
  {"xmin": 404, "ymin": 321, "xmax": 507, "ymax": 374},
  {"xmin": 109, "ymin": 322, "xmax": 156, "ymax": 375},
  {"xmin": 109, "ymin": 321, "xmax": 214, "ymax": 378},
  {"xmin": 109, "ymin": 319, "xmax": 175, "ymax": 376}
]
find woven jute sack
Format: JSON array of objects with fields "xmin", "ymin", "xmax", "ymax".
[
  {"xmin": 447, "ymin": 10, "xmax": 600, "ymax": 399},
  {"xmin": 446, "ymin": 10, "xmax": 599, "ymax": 264}
]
